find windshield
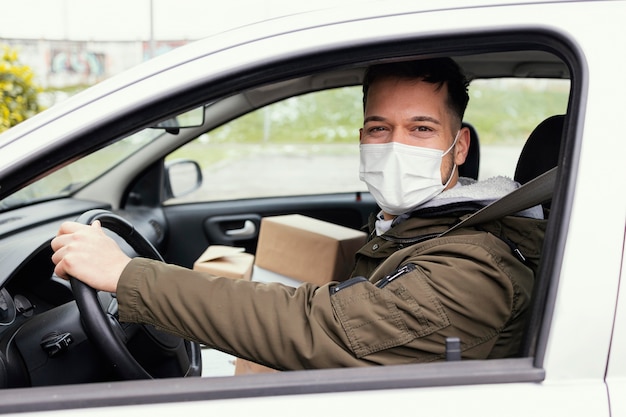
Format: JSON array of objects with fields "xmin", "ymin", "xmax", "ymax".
[{"xmin": 0, "ymin": 129, "xmax": 164, "ymax": 211}]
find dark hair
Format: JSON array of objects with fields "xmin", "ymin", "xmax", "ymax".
[{"xmin": 362, "ymin": 58, "xmax": 470, "ymax": 127}]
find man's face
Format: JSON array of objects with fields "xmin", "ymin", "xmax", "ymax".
[{"xmin": 359, "ymin": 77, "xmax": 469, "ymax": 188}]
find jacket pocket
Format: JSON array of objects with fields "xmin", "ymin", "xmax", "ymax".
[{"xmin": 330, "ymin": 267, "xmax": 450, "ymax": 358}]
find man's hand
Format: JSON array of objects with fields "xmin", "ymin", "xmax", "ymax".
[{"xmin": 51, "ymin": 220, "xmax": 131, "ymax": 293}]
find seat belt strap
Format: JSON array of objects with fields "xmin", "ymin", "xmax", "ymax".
[
  {"xmin": 439, "ymin": 166, "xmax": 557, "ymax": 237},
  {"xmin": 366, "ymin": 167, "xmax": 557, "ymax": 281}
]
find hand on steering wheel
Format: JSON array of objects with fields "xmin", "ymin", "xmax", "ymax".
[{"xmin": 70, "ymin": 209, "xmax": 201, "ymax": 379}]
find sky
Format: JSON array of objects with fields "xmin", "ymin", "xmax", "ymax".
[{"xmin": 0, "ymin": 0, "xmax": 361, "ymax": 41}]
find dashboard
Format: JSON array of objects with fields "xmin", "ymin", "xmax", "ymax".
[{"xmin": 0, "ymin": 198, "xmax": 168, "ymax": 387}]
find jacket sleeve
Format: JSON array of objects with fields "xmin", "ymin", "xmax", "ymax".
[
  {"xmin": 117, "ymin": 258, "xmax": 365, "ymax": 370},
  {"xmin": 116, "ymin": 230, "xmax": 530, "ymax": 370}
]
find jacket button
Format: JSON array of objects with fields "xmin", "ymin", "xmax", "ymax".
[{"xmin": 372, "ymin": 243, "xmax": 379, "ymax": 251}]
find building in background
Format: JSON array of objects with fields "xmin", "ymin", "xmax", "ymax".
[
  {"xmin": 0, "ymin": 0, "xmax": 360, "ymax": 106},
  {"xmin": 1, "ymin": 38, "xmax": 188, "ymax": 89}
]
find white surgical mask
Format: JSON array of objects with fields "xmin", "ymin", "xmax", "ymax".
[{"xmin": 359, "ymin": 132, "xmax": 459, "ymax": 216}]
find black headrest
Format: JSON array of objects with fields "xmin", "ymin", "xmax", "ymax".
[
  {"xmin": 458, "ymin": 122, "xmax": 480, "ymax": 180},
  {"xmin": 514, "ymin": 115, "xmax": 564, "ymax": 185}
]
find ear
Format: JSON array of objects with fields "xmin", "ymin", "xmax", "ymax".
[
  {"xmin": 359, "ymin": 127, "xmax": 364, "ymax": 143},
  {"xmin": 454, "ymin": 126, "xmax": 471, "ymax": 166}
]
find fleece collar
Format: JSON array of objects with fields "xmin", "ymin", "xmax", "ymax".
[
  {"xmin": 419, "ymin": 176, "xmax": 544, "ymax": 219},
  {"xmin": 375, "ymin": 176, "xmax": 544, "ymax": 235}
]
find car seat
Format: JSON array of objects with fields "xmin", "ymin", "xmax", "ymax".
[
  {"xmin": 514, "ymin": 114, "xmax": 564, "ymax": 215},
  {"xmin": 515, "ymin": 115, "xmax": 564, "ymax": 185},
  {"xmin": 458, "ymin": 122, "xmax": 480, "ymax": 180}
]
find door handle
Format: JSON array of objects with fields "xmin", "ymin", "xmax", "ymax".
[{"xmin": 225, "ymin": 220, "xmax": 256, "ymax": 238}]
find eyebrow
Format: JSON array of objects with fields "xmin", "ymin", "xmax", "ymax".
[{"xmin": 363, "ymin": 115, "xmax": 442, "ymax": 125}]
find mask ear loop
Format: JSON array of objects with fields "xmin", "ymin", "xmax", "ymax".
[
  {"xmin": 443, "ymin": 130, "xmax": 461, "ymax": 156},
  {"xmin": 441, "ymin": 130, "xmax": 460, "ymax": 186}
]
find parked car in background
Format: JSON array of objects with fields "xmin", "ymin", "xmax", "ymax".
[{"xmin": 0, "ymin": 0, "xmax": 624, "ymax": 415}]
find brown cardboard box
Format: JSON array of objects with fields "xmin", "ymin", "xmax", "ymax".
[
  {"xmin": 254, "ymin": 214, "xmax": 367, "ymax": 286},
  {"xmin": 235, "ymin": 359, "xmax": 279, "ymax": 375},
  {"xmin": 193, "ymin": 245, "xmax": 254, "ymax": 280}
]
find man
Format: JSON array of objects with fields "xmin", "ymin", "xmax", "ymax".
[{"xmin": 51, "ymin": 58, "xmax": 545, "ymax": 369}]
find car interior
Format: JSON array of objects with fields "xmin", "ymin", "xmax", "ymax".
[{"xmin": 0, "ymin": 29, "xmax": 579, "ymax": 403}]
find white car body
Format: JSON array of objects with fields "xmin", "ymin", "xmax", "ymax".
[{"xmin": 0, "ymin": 0, "xmax": 624, "ymax": 415}]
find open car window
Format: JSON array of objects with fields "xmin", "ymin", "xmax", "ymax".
[{"xmin": 155, "ymin": 53, "xmax": 573, "ymax": 378}]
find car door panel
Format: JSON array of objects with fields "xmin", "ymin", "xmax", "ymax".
[{"xmin": 161, "ymin": 194, "xmax": 377, "ymax": 268}]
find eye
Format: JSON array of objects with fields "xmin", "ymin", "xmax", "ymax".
[
  {"xmin": 410, "ymin": 125, "xmax": 437, "ymax": 138},
  {"xmin": 363, "ymin": 125, "xmax": 390, "ymax": 138}
]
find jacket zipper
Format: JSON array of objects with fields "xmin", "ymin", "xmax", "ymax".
[
  {"xmin": 375, "ymin": 263, "xmax": 416, "ymax": 289},
  {"xmin": 330, "ymin": 276, "xmax": 368, "ymax": 294},
  {"xmin": 330, "ymin": 264, "xmax": 417, "ymax": 294},
  {"xmin": 379, "ymin": 232, "xmax": 440, "ymax": 246}
]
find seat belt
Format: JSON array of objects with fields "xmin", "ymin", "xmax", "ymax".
[
  {"xmin": 439, "ymin": 166, "xmax": 557, "ymax": 237},
  {"xmin": 367, "ymin": 166, "xmax": 557, "ymax": 281}
]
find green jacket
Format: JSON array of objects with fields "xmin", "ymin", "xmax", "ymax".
[{"xmin": 117, "ymin": 207, "xmax": 546, "ymax": 370}]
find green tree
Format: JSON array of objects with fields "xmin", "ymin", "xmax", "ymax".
[{"xmin": 0, "ymin": 44, "xmax": 41, "ymax": 133}]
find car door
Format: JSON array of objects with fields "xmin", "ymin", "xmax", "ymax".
[{"xmin": 606, "ymin": 229, "xmax": 626, "ymax": 415}]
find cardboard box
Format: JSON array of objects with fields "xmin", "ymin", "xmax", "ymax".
[
  {"xmin": 193, "ymin": 245, "xmax": 254, "ymax": 280},
  {"xmin": 235, "ymin": 359, "xmax": 279, "ymax": 375},
  {"xmin": 254, "ymin": 214, "xmax": 367, "ymax": 286}
]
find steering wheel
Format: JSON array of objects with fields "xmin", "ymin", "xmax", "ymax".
[{"xmin": 70, "ymin": 209, "xmax": 202, "ymax": 379}]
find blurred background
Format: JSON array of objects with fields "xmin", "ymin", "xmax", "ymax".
[
  {"xmin": 0, "ymin": 0, "xmax": 361, "ymax": 127},
  {"xmin": 1, "ymin": 0, "xmax": 568, "ymax": 155}
]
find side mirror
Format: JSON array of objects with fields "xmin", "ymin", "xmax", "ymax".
[{"xmin": 165, "ymin": 159, "xmax": 203, "ymax": 199}]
